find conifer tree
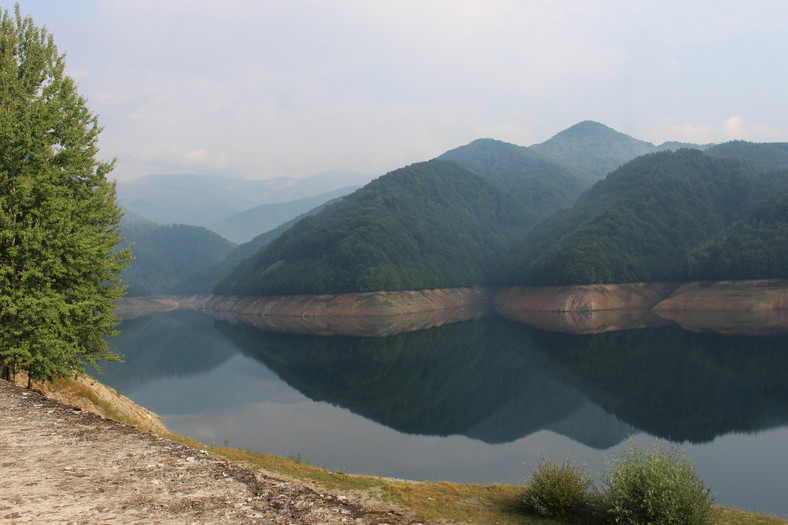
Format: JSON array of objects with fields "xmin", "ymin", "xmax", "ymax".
[{"xmin": 0, "ymin": 6, "xmax": 131, "ymax": 385}]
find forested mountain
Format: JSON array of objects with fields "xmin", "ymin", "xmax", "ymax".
[
  {"xmin": 682, "ymin": 187, "xmax": 788, "ymax": 280},
  {"xmin": 215, "ymin": 160, "xmax": 535, "ymax": 295},
  {"xmin": 121, "ymin": 218, "xmax": 236, "ymax": 295},
  {"xmin": 207, "ymin": 185, "xmax": 360, "ymax": 243},
  {"xmin": 438, "ymin": 138, "xmax": 590, "ymax": 220},
  {"xmin": 174, "ymin": 196, "xmax": 347, "ymax": 294},
  {"xmin": 528, "ymin": 121, "xmax": 704, "ymax": 181},
  {"xmin": 705, "ymin": 141, "xmax": 788, "ymax": 173},
  {"xmin": 119, "ymin": 123, "xmax": 788, "ymax": 298},
  {"xmin": 499, "ymin": 149, "xmax": 779, "ymax": 285}
]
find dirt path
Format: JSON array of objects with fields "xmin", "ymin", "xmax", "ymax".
[{"xmin": 0, "ymin": 379, "xmax": 416, "ymax": 524}]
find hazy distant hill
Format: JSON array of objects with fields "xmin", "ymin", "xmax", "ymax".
[
  {"xmin": 216, "ymin": 160, "xmax": 535, "ymax": 295},
  {"xmin": 208, "ymin": 186, "xmax": 360, "ymax": 243},
  {"xmin": 438, "ymin": 138, "xmax": 590, "ymax": 221},
  {"xmin": 117, "ymin": 171, "xmax": 376, "ymax": 226},
  {"xmin": 499, "ymin": 149, "xmax": 777, "ymax": 285},
  {"xmin": 120, "ymin": 218, "xmax": 236, "ymax": 296},
  {"xmin": 529, "ymin": 120, "xmax": 707, "ymax": 181}
]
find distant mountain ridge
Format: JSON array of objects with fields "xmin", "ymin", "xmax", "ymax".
[
  {"xmin": 116, "ymin": 170, "xmax": 376, "ymax": 227},
  {"xmin": 208, "ymin": 186, "xmax": 361, "ymax": 243}
]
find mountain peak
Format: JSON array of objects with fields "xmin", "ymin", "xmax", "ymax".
[{"xmin": 529, "ymin": 121, "xmax": 658, "ymax": 180}]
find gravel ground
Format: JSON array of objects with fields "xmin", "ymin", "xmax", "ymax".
[{"xmin": 0, "ymin": 379, "xmax": 417, "ymax": 524}]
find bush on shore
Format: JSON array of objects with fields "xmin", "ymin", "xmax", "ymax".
[
  {"xmin": 522, "ymin": 456, "xmax": 599, "ymax": 523},
  {"xmin": 523, "ymin": 440, "xmax": 716, "ymax": 525}
]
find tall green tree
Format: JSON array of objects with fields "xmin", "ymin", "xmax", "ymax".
[{"xmin": 0, "ymin": 6, "xmax": 130, "ymax": 386}]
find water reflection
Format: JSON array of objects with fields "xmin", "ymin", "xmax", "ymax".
[
  {"xmin": 217, "ymin": 318, "xmax": 634, "ymax": 448},
  {"xmin": 93, "ymin": 310, "xmax": 238, "ymax": 392},
  {"xmin": 217, "ymin": 319, "xmax": 788, "ymax": 445},
  {"xmin": 520, "ymin": 326, "xmax": 788, "ymax": 442},
  {"xmin": 97, "ymin": 309, "xmax": 788, "ymax": 517}
]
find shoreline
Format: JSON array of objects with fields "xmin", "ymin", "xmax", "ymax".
[
  {"xmin": 5, "ymin": 375, "xmax": 786, "ymax": 524},
  {"xmin": 189, "ymin": 279, "xmax": 788, "ymax": 336}
]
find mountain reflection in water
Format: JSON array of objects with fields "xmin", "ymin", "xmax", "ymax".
[
  {"xmin": 217, "ymin": 317, "xmax": 788, "ymax": 445},
  {"xmin": 94, "ymin": 308, "xmax": 788, "ymax": 518}
]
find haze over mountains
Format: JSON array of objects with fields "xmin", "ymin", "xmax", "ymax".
[
  {"xmin": 117, "ymin": 170, "xmax": 376, "ymax": 229},
  {"xmin": 117, "ymin": 121, "xmax": 788, "ymax": 297}
]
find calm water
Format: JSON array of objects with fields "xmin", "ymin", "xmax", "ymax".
[{"xmin": 92, "ymin": 310, "xmax": 788, "ymax": 518}]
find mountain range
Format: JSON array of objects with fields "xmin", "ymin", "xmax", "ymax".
[{"xmin": 119, "ymin": 120, "xmax": 788, "ymax": 297}]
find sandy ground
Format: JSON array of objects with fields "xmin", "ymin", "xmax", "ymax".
[{"xmin": 0, "ymin": 379, "xmax": 417, "ymax": 524}]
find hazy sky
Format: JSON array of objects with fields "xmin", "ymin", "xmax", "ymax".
[{"xmin": 15, "ymin": 0, "xmax": 788, "ymax": 181}]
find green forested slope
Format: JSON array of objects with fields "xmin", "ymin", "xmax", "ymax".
[
  {"xmin": 499, "ymin": 149, "xmax": 765, "ymax": 285},
  {"xmin": 705, "ymin": 140, "xmax": 788, "ymax": 173},
  {"xmin": 682, "ymin": 188, "xmax": 788, "ymax": 280},
  {"xmin": 121, "ymin": 220, "xmax": 236, "ymax": 295},
  {"xmin": 438, "ymin": 138, "xmax": 590, "ymax": 220},
  {"xmin": 215, "ymin": 160, "xmax": 534, "ymax": 295},
  {"xmin": 528, "ymin": 120, "xmax": 664, "ymax": 181}
]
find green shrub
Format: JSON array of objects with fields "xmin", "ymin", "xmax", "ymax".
[
  {"xmin": 523, "ymin": 456, "xmax": 599, "ymax": 523},
  {"xmin": 602, "ymin": 440, "xmax": 715, "ymax": 525}
]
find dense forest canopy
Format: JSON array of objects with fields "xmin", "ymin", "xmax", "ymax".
[
  {"xmin": 215, "ymin": 160, "xmax": 534, "ymax": 295},
  {"xmin": 682, "ymin": 188, "xmax": 788, "ymax": 280},
  {"xmin": 121, "ymin": 219, "xmax": 236, "ymax": 296},
  {"xmin": 498, "ymin": 149, "xmax": 773, "ymax": 285},
  {"xmin": 705, "ymin": 140, "xmax": 788, "ymax": 173},
  {"xmin": 438, "ymin": 138, "xmax": 590, "ymax": 221}
]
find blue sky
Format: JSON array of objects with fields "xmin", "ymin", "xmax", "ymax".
[{"xmin": 14, "ymin": 0, "xmax": 788, "ymax": 181}]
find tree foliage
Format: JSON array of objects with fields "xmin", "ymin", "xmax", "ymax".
[{"xmin": 0, "ymin": 7, "xmax": 130, "ymax": 383}]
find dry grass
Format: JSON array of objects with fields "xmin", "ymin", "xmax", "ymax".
[{"xmin": 28, "ymin": 375, "xmax": 788, "ymax": 525}]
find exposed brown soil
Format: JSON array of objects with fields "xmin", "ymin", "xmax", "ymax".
[
  {"xmin": 652, "ymin": 280, "xmax": 788, "ymax": 335},
  {"xmin": 200, "ymin": 280, "xmax": 788, "ymax": 336},
  {"xmin": 652, "ymin": 279, "xmax": 788, "ymax": 312},
  {"xmin": 0, "ymin": 379, "xmax": 418, "ymax": 524},
  {"xmin": 495, "ymin": 282, "xmax": 679, "ymax": 313},
  {"xmin": 204, "ymin": 288, "xmax": 493, "ymax": 336}
]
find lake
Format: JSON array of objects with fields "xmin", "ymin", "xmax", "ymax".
[{"xmin": 92, "ymin": 308, "xmax": 788, "ymax": 518}]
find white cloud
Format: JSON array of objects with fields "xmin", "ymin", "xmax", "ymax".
[{"xmin": 647, "ymin": 116, "xmax": 785, "ymax": 145}]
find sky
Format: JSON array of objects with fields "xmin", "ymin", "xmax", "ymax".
[{"xmin": 13, "ymin": 0, "xmax": 788, "ymax": 182}]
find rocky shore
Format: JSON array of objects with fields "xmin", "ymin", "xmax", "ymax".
[
  {"xmin": 200, "ymin": 280, "xmax": 788, "ymax": 336},
  {"xmin": 0, "ymin": 379, "xmax": 417, "ymax": 524}
]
